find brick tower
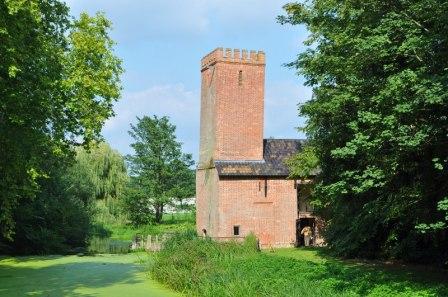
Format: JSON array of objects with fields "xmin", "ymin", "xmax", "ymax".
[
  {"xmin": 196, "ymin": 48, "xmax": 306, "ymax": 248},
  {"xmin": 196, "ymin": 47, "xmax": 266, "ymax": 238},
  {"xmin": 198, "ymin": 47, "xmax": 265, "ymax": 168}
]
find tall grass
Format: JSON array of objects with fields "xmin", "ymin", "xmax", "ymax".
[
  {"xmin": 151, "ymin": 230, "xmax": 259, "ymax": 294},
  {"xmin": 88, "ymin": 237, "xmax": 130, "ymax": 254},
  {"xmin": 150, "ymin": 232, "xmax": 448, "ymax": 297}
]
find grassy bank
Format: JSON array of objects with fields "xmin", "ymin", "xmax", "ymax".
[
  {"xmin": 88, "ymin": 212, "xmax": 195, "ymax": 254},
  {"xmin": 105, "ymin": 212, "xmax": 195, "ymax": 241},
  {"xmin": 151, "ymin": 232, "xmax": 448, "ymax": 297}
]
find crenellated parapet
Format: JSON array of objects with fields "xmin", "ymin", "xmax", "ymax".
[{"xmin": 201, "ymin": 47, "xmax": 265, "ymax": 71}]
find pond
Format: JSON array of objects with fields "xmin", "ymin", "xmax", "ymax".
[{"xmin": 0, "ymin": 253, "xmax": 181, "ymax": 297}]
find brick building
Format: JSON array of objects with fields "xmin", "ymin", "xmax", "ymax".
[{"xmin": 196, "ymin": 48, "xmax": 320, "ymax": 248}]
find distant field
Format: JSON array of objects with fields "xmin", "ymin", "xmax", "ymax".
[
  {"xmin": 0, "ymin": 253, "xmax": 180, "ymax": 297},
  {"xmin": 88, "ymin": 212, "xmax": 196, "ymax": 253},
  {"xmin": 107, "ymin": 212, "xmax": 195, "ymax": 241}
]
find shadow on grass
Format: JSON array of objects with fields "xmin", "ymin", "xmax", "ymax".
[
  {"xmin": 269, "ymin": 247, "xmax": 448, "ymax": 296},
  {"xmin": 0, "ymin": 256, "xmax": 143, "ymax": 297},
  {"xmin": 0, "ymin": 254, "xmax": 67, "ymax": 263}
]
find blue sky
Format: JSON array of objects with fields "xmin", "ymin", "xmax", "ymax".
[{"xmin": 66, "ymin": 0, "xmax": 311, "ymax": 161}]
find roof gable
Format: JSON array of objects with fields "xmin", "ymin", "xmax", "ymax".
[{"xmin": 214, "ymin": 139, "xmax": 305, "ymax": 177}]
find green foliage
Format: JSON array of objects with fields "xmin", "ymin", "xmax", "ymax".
[
  {"xmin": 280, "ymin": 1, "xmax": 448, "ymax": 262},
  {"xmin": 151, "ymin": 232, "xmax": 259, "ymax": 294},
  {"xmin": 286, "ymin": 145, "xmax": 319, "ymax": 178},
  {"xmin": 94, "ymin": 199, "xmax": 127, "ymax": 227},
  {"xmin": 0, "ymin": 0, "xmax": 122, "ymax": 238},
  {"xmin": 416, "ymin": 197, "xmax": 448, "ymax": 233},
  {"xmin": 122, "ymin": 181, "xmax": 155, "ymax": 225},
  {"xmin": 103, "ymin": 212, "xmax": 196, "ymax": 241},
  {"xmin": 125, "ymin": 116, "xmax": 195, "ymax": 224},
  {"xmin": 67, "ymin": 142, "xmax": 128, "ymax": 202},
  {"xmin": 152, "ymin": 235, "xmax": 448, "ymax": 297},
  {"xmin": 0, "ymin": 141, "xmax": 127, "ymax": 255},
  {"xmin": 0, "ymin": 164, "xmax": 93, "ymax": 255}
]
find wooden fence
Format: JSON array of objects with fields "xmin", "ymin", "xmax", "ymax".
[{"xmin": 130, "ymin": 234, "xmax": 171, "ymax": 252}]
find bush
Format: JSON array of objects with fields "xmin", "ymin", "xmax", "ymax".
[
  {"xmin": 0, "ymin": 163, "xmax": 94, "ymax": 255},
  {"xmin": 151, "ymin": 231, "xmax": 259, "ymax": 294},
  {"xmin": 122, "ymin": 183, "xmax": 155, "ymax": 225},
  {"xmin": 151, "ymin": 232, "xmax": 448, "ymax": 297},
  {"xmin": 0, "ymin": 187, "xmax": 92, "ymax": 255}
]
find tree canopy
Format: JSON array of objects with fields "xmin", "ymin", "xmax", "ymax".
[
  {"xmin": 280, "ymin": 0, "xmax": 448, "ymax": 262},
  {"xmin": 0, "ymin": 0, "xmax": 122, "ymax": 238},
  {"xmin": 68, "ymin": 143, "xmax": 128, "ymax": 202},
  {"xmin": 126, "ymin": 116, "xmax": 195, "ymax": 224}
]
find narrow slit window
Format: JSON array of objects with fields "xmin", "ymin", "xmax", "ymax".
[
  {"xmin": 233, "ymin": 225, "xmax": 240, "ymax": 236},
  {"xmin": 238, "ymin": 70, "xmax": 243, "ymax": 86},
  {"xmin": 264, "ymin": 179, "xmax": 268, "ymax": 197}
]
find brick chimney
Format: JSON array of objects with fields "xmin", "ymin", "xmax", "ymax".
[{"xmin": 198, "ymin": 47, "xmax": 265, "ymax": 169}]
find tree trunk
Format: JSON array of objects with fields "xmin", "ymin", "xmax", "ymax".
[{"xmin": 155, "ymin": 204, "xmax": 164, "ymax": 223}]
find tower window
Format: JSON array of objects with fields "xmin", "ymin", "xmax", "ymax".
[
  {"xmin": 238, "ymin": 70, "xmax": 243, "ymax": 86},
  {"xmin": 233, "ymin": 225, "xmax": 240, "ymax": 236},
  {"xmin": 264, "ymin": 179, "xmax": 268, "ymax": 197}
]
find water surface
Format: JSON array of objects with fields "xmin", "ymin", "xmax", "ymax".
[{"xmin": 0, "ymin": 253, "xmax": 181, "ymax": 297}]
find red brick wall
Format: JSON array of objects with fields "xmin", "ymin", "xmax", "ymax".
[
  {"xmin": 198, "ymin": 60, "xmax": 217, "ymax": 169},
  {"xmin": 196, "ymin": 168, "xmax": 220, "ymax": 237},
  {"xmin": 217, "ymin": 177, "xmax": 297, "ymax": 248},
  {"xmin": 214, "ymin": 60, "xmax": 264, "ymax": 160},
  {"xmin": 198, "ymin": 48, "xmax": 265, "ymax": 165}
]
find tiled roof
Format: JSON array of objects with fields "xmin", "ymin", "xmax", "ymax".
[{"xmin": 215, "ymin": 139, "xmax": 305, "ymax": 177}]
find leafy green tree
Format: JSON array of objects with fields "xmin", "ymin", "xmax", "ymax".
[
  {"xmin": 280, "ymin": 1, "xmax": 448, "ymax": 262},
  {"xmin": 0, "ymin": 142, "xmax": 127, "ymax": 254},
  {"xmin": 0, "ymin": 162, "xmax": 94, "ymax": 255},
  {"xmin": 0, "ymin": 1, "xmax": 122, "ymax": 238},
  {"xmin": 66, "ymin": 142, "xmax": 128, "ymax": 225},
  {"xmin": 122, "ymin": 181, "xmax": 155, "ymax": 226},
  {"xmin": 126, "ymin": 116, "xmax": 195, "ymax": 224},
  {"xmin": 67, "ymin": 142, "xmax": 128, "ymax": 202},
  {"xmin": 286, "ymin": 145, "xmax": 319, "ymax": 180}
]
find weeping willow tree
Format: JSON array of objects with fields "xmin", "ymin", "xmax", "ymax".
[
  {"xmin": 0, "ymin": 143, "xmax": 127, "ymax": 254},
  {"xmin": 65, "ymin": 142, "xmax": 128, "ymax": 224},
  {"xmin": 66, "ymin": 143, "xmax": 127, "ymax": 203}
]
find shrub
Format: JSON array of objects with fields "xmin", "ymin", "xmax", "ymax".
[
  {"xmin": 122, "ymin": 183, "xmax": 155, "ymax": 226},
  {"xmin": 151, "ymin": 232, "xmax": 448, "ymax": 297},
  {"xmin": 0, "ymin": 163, "xmax": 94, "ymax": 255},
  {"xmin": 151, "ymin": 231, "xmax": 259, "ymax": 294}
]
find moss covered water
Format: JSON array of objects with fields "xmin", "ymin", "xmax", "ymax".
[{"xmin": 0, "ymin": 253, "xmax": 180, "ymax": 297}]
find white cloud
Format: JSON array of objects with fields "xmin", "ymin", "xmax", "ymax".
[
  {"xmin": 65, "ymin": 0, "xmax": 311, "ymax": 161},
  {"xmin": 104, "ymin": 78, "xmax": 309, "ymax": 161},
  {"xmin": 264, "ymin": 80, "xmax": 311, "ymax": 139},
  {"xmin": 65, "ymin": 0, "xmax": 290, "ymax": 43},
  {"xmin": 102, "ymin": 84, "xmax": 200, "ymax": 158}
]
